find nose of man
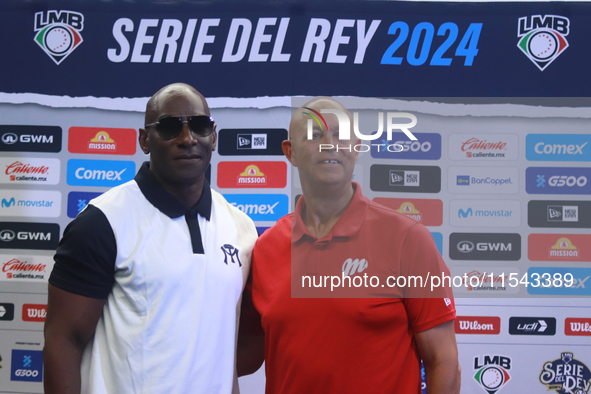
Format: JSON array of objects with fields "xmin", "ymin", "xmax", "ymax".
[{"xmin": 177, "ymin": 123, "xmax": 199, "ymax": 146}]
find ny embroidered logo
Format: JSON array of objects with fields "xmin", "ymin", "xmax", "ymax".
[{"xmin": 221, "ymin": 244, "xmax": 241, "ymax": 267}]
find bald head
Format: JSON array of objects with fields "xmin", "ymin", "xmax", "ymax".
[
  {"xmin": 145, "ymin": 83, "xmax": 210, "ymax": 125},
  {"xmin": 289, "ymin": 97, "xmax": 352, "ymax": 141}
]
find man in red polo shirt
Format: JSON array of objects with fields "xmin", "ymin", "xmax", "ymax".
[{"xmin": 239, "ymin": 97, "xmax": 460, "ymax": 393}]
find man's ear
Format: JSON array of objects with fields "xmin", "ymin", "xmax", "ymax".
[
  {"xmin": 282, "ymin": 140, "xmax": 297, "ymax": 167},
  {"xmin": 139, "ymin": 128, "xmax": 150, "ymax": 154}
]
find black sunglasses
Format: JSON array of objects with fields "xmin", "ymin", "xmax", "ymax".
[{"xmin": 145, "ymin": 115, "xmax": 215, "ymax": 140}]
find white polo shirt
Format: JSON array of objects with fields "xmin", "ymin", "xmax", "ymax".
[{"xmin": 50, "ymin": 162, "xmax": 258, "ymax": 394}]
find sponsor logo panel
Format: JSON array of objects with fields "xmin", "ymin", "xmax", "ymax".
[
  {"xmin": 517, "ymin": 15, "xmax": 570, "ymax": 71},
  {"xmin": 68, "ymin": 127, "xmax": 137, "ymax": 155},
  {"xmin": 527, "ymin": 267, "xmax": 591, "ymax": 296},
  {"xmin": 223, "ymin": 194, "xmax": 288, "ymax": 221},
  {"xmin": 1, "ymin": 255, "xmax": 55, "ymax": 282},
  {"xmin": 369, "ymin": 164, "xmax": 441, "ymax": 193},
  {"xmin": 539, "ymin": 352, "xmax": 591, "ymax": 394},
  {"xmin": 372, "ymin": 198, "xmax": 443, "ymax": 226},
  {"xmin": 565, "ymin": 318, "xmax": 591, "ymax": 336},
  {"xmin": 217, "ymin": 161, "xmax": 287, "ymax": 188},
  {"xmin": 22, "ymin": 304, "xmax": 47, "ymax": 322},
  {"xmin": 528, "ymin": 200, "xmax": 591, "ymax": 228},
  {"xmin": 450, "ymin": 200, "xmax": 521, "ymax": 227},
  {"xmin": 0, "ymin": 158, "xmax": 60, "ymax": 184},
  {"xmin": 449, "ymin": 233, "xmax": 521, "ymax": 261},
  {"xmin": 448, "ymin": 167, "xmax": 518, "ymax": 194},
  {"xmin": 0, "ymin": 222, "xmax": 60, "ymax": 250},
  {"xmin": 0, "ymin": 190, "xmax": 61, "ymax": 218},
  {"xmin": 454, "ymin": 316, "xmax": 500, "ymax": 334},
  {"xmin": 67, "ymin": 191, "xmax": 102, "ymax": 218},
  {"xmin": 370, "ymin": 132, "xmax": 441, "ymax": 160},
  {"xmin": 66, "ymin": 159, "xmax": 135, "ymax": 187},
  {"xmin": 528, "ymin": 234, "xmax": 591, "ymax": 262},
  {"xmin": 0, "ymin": 125, "xmax": 62, "ymax": 152},
  {"xmin": 526, "ymin": 167, "xmax": 591, "ymax": 195},
  {"xmin": 473, "ymin": 354, "xmax": 512, "ymax": 394},
  {"xmin": 0, "ymin": 303, "xmax": 15, "ymax": 321},
  {"xmin": 449, "ymin": 267, "xmax": 521, "ymax": 295},
  {"xmin": 10, "ymin": 349, "xmax": 43, "ymax": 382},
  {"xmin": 449, "ymin": 134, "xmax": 518, "ymax": 161},
  {"xmin": 218, "ymin": 129, "xmax": 287, "ymax": 156},
  {"xmin": 526, "ymin": 134, "xmax": 591, "ymax": 162},
  {"xmin": 508, "ymin": 317, "xmax": 556, "ymax": 335}
]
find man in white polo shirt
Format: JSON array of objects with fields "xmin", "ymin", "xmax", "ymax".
[{"xmin": 43, "ymin": 83, "xmax": 258, "ymax": 394}]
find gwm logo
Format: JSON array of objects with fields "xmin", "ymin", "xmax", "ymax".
[
  {"xmin": 34, "ymin": 10, "xmax": 84, "ymax": 65},
  {"xmin": 517, "ymin": 15, "xmax": 569, "ymax": 71},
  {"xmin": 302, "ymin": 107, "xmax": 417, "ymax": 152}
]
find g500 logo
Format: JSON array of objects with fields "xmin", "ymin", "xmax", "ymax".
[
  {"xmin": 517, "ymin": 15, "xmax": 569, "ymax": 71},
  {"xmin": 302, "ymin": 107, "xmax": 417, "ymax": 152},
  {"xmin": 34, "ymin": 10, "xmax": 84, "ymax": 65}
]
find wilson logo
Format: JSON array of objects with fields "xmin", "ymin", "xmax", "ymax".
[
  {"xmin": 22, "ymin": 304, "xmax": 47, "ymax": 322},
  {"xmin": 455, "ymin": 316, "xmax": 500, "ymax": 334},
  {"xmin": 565, "ymin": 318, "xmax": 591, "ymax": 336}
]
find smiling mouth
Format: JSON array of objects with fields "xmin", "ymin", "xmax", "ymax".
[
  {"xmin": 175, "ymin": 154, "xmax": 202, "ymax": 160},
  {"xmin": 318, "ymin": 160, "xmax": 339, "ymax": 164}
]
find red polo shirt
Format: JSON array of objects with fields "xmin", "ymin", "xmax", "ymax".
[{"xmin": 247, "ymin": 184, "xmax": 455, "ymax": 393}]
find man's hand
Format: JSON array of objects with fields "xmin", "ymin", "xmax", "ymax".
[
  {"xmin": 415, "ymin": 320, "xmax": 461, "ymax": 394},
  {"xmin": 43, "ymin": 284, "xmax": 106, "ymax": 394}
]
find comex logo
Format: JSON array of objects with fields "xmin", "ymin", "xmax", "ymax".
[
  {"xmin": 517, "ymin": 15, "xmax": 569, "ymax": 71},
  {"xmin": 34, "ymin": 10, "xmax": 84, "ymax": 65},
  {"xmin": 220, "ymin": 244, "xmax": 241, "ymax": 267},
  {"xmin": 1, "ymin": 133, "xmax": 17, "ymax": 145}
]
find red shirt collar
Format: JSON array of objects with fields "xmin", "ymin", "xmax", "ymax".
[{"xmin": 292, "ymin": 182, "xmax": 369, "ymax": 243}]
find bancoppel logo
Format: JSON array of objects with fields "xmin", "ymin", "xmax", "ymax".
[
  {"xmin": 218, "ymin": 129, "xmax": 287, "ymax": 156},
  {"xmin": 539, "ymin": 352, "xmax": 591, "ymax": 394},
  {"xmin": 565, "ymin": 318, "xmax": 591, "ymax": 336},
  {"xmin": 68, "ymin": 127, "xmax": 137, "ymax": 155},
  {"xmin": 0, "ymin": 158, "xmax": 60, "ymax": 184},
  {"xmin": 518, "ymin": 15, "xmax": 569, "ymax": 71},
  {"xmin": 450, "ymin": 200, "xmax": 520, "ymax": 227},
  {"xmin": 454, "ymin": 316, "xmax": 500, "ymax": 334},
  {"xmin": 66, "ymin": 159, "xmax": 135, "ymax": 187},
  {"xmin": 449, "ymin": 134, "xmax": 518, "ymax": 161},
  {"xmin": 0, "ymin": 222, "xmax": 59, "ymax": 250},
  {"xmin": 527, "ymin": 267, "xmax": 591, "ymax": 296},
  {"xmin": 449, "ymin": 167, "xmax": 519, "ymax": 194},
  {"xmin": 10, "ymin": 349, "xmax": 43, "ymax": 382},
  {"xmin": 370, "ymin": 165, "xmax": 441, "ymax": 193},
  {"xmin": 528, "ymin": 234, "xmax": 591, "ymax": 262},
  {"xmin": 0, "ymin": 303, "xmax": 15, "ymax": 321},
  {"xmin": 217, "ymin": 161, "xmax": 287, "ymax": 189},
  {"xmin": 0, "ymin": 190, "xmax": 61, "ymax": 218},
  {"xmin": 0, "ymin": 125, "xmax": 62, "ymax": 153},
  {"xmin": 373, "ymin": 198, "xmax": 443, "ymax": 226},
  {"xmin": 34, "ymin": 10, "xmax": 84, "ymax": 65},
  {"xmin": 529, "ymin": 200, "xmax": 591, "ymax": 229},
  {"xmin": 449, "ymin": 233, "xmax": 521, "ymax": 261},
  {"xmin": 66, "ymin": 191, "xmax": 102, "ymax": 218},
  {"xmin": 526, "ymin": 167, "xmax": 591, "ymax": 195},
  {"xmin": 509, "ymin": 317, "xmax": 556, "ymax": 336},
  {"xmin": 224, "ymin": 194, "xmax": 288, "ymax": 221},
  {"xmin": 22, "ymin": 304, "xmax": 47, "ymax": 322},
  {"xmin": 527, "ymin": 134, "xmax": 591, "ymax": 162},
  {"xmin": 1, "ymin": 256, "xmax": 54, "ymax": 282},
  {"xmin": 370, "ymin": 132, "xmax": 441, "ymax": 160},
  {"xmin": 473, "ymin": 355, "xmax": 511, "ymax": 394}
]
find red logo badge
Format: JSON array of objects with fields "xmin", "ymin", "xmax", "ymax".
[
  {"xmin": 565, "ymin": 318, "xmax": 591, "ymax": 336},
  {"xmin": 528, "ymin": 234, "xmax": 591, "ymax": 262},
  {"xmin": 217, "ymin": 162, "xmax": 287, "ymax": 188},
  {"xmin": 373, "ymin": 198, "xmax": 443, "ymax": 226},
  {"xmin": 68, "ymin": 127, "xmax": 137, "ymax": 155},
  {"xmin": 22, "ymin": 304, "xmax": 47, "ymax": 322},
  {"xmin": 454, "ymin": 316, "xmax": 501, "ymax": 334}
]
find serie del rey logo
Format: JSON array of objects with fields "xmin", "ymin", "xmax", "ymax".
[
  {"xmin": 518, "ymin": 15, "xmax": 569, "ymax": 71},
  {"xmin": 34, "ymin": 10, "xmax": 84, "ymax": 65},
  {"xmin": 539, "ymin": 352, "xmax": 591, "ymax": 394}
]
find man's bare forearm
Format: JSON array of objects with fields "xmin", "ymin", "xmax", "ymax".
[
  {"xmin": 43, "ymin": 337, "xmax": 84, "ymax": 394},
  {"xmin": 424, "ymin": 360, "xmax": 461, "ymax": 394}
]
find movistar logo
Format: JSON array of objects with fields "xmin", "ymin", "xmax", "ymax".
[{"xmin": 459, "ymin": 208, "xmax": 473, "ymax": 218}]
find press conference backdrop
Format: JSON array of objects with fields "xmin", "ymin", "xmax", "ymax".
[{"xmin": 0, "ymin": 1, "xmax": 590, "ymax": 393}]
